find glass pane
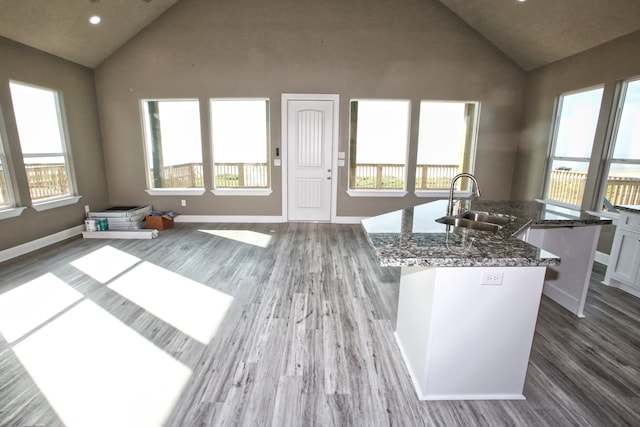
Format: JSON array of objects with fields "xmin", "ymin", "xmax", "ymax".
[
  {"xmin": 603, "ymin": 163, "xmax": 640, "ymax": 208},
  {"xmin": 210, "ymin": 99, "xmax": 269, "ymax": 188},
  {"xmin": 546, "ymin": 160, "xmax": 589, "ymax": 206},
  {"xmin": 415, "ymin": 101, "xmax": 478, "ymax": 190},
  {"xmin": 9, "ymin": 82, "xmax": 64, "ymax": 154},
  {"xmin": 612, "ymin": 80, "xmax": 640, "ymax": 160},
  {"xmin": 0, "ymin": 157, "xmax": 8, "ymax": 208},
  {"xmin": 554, "ymin": 87, "xmax": 603, "ymax": 158},
  {"xmin": 142, "ymin": 100, "xmax": 203, "ymax": 189},
  {"xmin": 23, "ymin": 156, "xmax": 70, "ymax": 201},
  {"xmin": 350, "ymin": 100, "xmax": 410, "ymax": 190},
  {"xmin": 601, "ymin": 79, "xmax": 640, "ymax": 210}
]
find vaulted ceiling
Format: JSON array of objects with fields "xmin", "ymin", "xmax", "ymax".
[{"xmin": 0, "ymin": 0, "xmax": 639, "ymax": 70}]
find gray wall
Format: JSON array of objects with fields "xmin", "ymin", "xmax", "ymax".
[
  {"xmin": 511, "ymin": 30, "xmax": 640, "ymax": 254},
  {"xmin": 95, "ymin": 0, "xmax": 526, "ymax": 218},
  {"xmin": 0, "ymin": 36, "xmax": 109, "ymax": 251}
]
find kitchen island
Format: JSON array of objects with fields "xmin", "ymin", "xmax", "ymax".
[{"xmin": 361, "ymin": 199, "xmax": 610, "ymax": 400}]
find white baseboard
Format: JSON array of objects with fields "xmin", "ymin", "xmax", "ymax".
[
  {"xmin": 174, "ymin": 215, "xmax": 366, "ymax": 225},
  {"xmin": 174, "ymin": 215, "xmax": 285, "ymax": 223},
  {"xmin": 0, "ymin": 224, "xmax": 84, "ymax": 264},
  {"xmin": 594, "ymin": 250, "xmax": 609, "ymax": 266},
  {"xmin": 542, "ymin": 281, "xmax": 584, "ymax": 318},
  {"xmin": 335, "ymin": 216, "xmax": 366, "ymax": 224}
]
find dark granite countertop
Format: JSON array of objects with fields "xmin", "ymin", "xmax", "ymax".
[
  {"xmin": 361, "ymin": 199, "xmax": 612, "ymax": 268},
  {"xmin": 615, "ymin": 205, "xmax": 640, "ymax": 213}
]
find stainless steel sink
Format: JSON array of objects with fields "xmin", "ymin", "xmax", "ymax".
[
  {"xmin": 435, "ymin": 215, "xmax": 501, "ymax": 233},
  {"xmin": 460, "ymin": 211, "xmax": 514, "ymax": 226}
]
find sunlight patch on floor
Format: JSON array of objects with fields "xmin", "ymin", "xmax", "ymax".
[
  {"xmin": 108, "ymin": 262, "xmax": 234, "ymax": 345},
  {"xmin": 12, "ymin": 299, "xmax": 192, "ymax": 427},
  {"xmin": 70, "ymin": 245, "xmax": 141, "ymax": 284},
  {"xmin": 0, "ymin": 273, "xmax": 83, "ymax": 343},
  {"xmin": 199, "ymin": 229, "xmax": 272, "ymax": 248}
]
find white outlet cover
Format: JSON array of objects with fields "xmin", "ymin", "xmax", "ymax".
[{"xmin": 481, "ymin": 271, "xmax": 504, "ymax": 285}]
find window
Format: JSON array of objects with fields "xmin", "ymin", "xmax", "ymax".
[
  {"xmin": 0, "ymin": 125, "xmax": 14, "ymax": 209},
  {"xmin": 544, "ymin": 86, "xmax": 604, "ymax": 207},
  {"xmin": 9, "ymin": 81, "xmax": 76, "ymax": 203},
  {"xmin": 210, "ymin": 99, "xmax": 270, "ymax": 191},
  {"xmin": 349, "ymin": 100, "xmax": 410, "ymax": 193},
  {"xmin": 142, "ymin": 99, "xmax": 204, "ymax": 192},
  {"xmin": 601, "ymin": 78, "xmax": 640, "ymax": 210},
  {"xmin": 415, "ymin": 101, "xmax": 479, "ymax": 193}
]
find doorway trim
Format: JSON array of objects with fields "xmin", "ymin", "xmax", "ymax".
[{"xmin": 281, "ymin": 93, "xmax": 340, "ymax": 223}]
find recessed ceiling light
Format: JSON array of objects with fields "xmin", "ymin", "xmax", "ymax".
[{"xmin": 89, "ymin": 15, "xmax": 101, "ymax": 25}]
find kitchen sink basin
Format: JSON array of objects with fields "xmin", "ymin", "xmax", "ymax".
[
  {"xmin": 435, "ymin": 216, "xmax": 501, "ymax": 233},
  {"xmin": 460, "ymin": 211, "xmax": 514, "ymax": 226}
]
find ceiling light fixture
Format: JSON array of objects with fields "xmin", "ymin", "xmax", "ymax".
[{"xmin": 89, "ymin": 15, "xmax": 101, "ymax": 25}]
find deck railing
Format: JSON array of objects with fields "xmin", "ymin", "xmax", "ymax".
[
  {"xmin": 25, "ymin": 163, "xmax": 70, "ymax": 200},
  {"xmin": 548, "ymin": 169, "xmax": 640, "ymax": 207},
  {"xmin": 152, "ymin": 162, "xmax": 269, "ymax": 188},
  {"xmin": 351, "ymin": 163, "xmax": 461, "ymax": 190},
  {"xmin": 15, "ymin": 163, "xmax": 640, "ymax": 209},
  {"xmin": 158, "ymin": 163, "xmax": 205, "ymax": 188},
  {"xmin": 415, "ymin": 164, "xmax": 460, "ymax": 190},
  {"xmin": 214, "ymin": 163, "xmax": 269, "ymax": 188}
]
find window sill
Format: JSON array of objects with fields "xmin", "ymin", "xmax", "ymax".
[
  {"xmin": 0, "ymin": 206, "xmax": 27, "ymax": 220},
  {"xmin": 211, "ymin": 189, "xmax": 273, "ymax": 196},
  {"xmin": 347, "ymin": 190, "xmax": 407, "ymax": 198},
  {"xmin": 415, "ymin": 190, "xmax": 474, "ymax": 198},
  {"xmin": 145, "ymin": 188, "xmax": 206, "ymax": 196},
  {"xmin": 32, "ymin": 195, "xmax": 82, "ymax": 212}
]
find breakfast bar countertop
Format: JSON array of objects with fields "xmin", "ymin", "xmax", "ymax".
[
  {"xmin": 615, "ymin": 204, "xmax": 640, "ymax": 213},
  {"xmin": 361, "ymin": 199, "xmax": 612, "ymax": 268}
]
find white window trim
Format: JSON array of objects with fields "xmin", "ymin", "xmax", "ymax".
[
  {"xmin": 414, "ymin": 100, "xmax": 480, "ymax": 193},
  {"xmin": 542, "ymin": 85, "xmax": 604, "ymax": 208},
  {"xmin": 348, "ymin": 99, "xmax": 411, "ymax": 193},
  {"xmin": 415, "ymin": 190, "xmax": 473, "ymax": 198},
  {"xmin": 145, "ymin": 188, "xmax": 206, "ymax": 196},
  {"xmin": 210, "ymin": 98, "xmax": 272, "ymax": 194},
  {"xmin": 595, "ymin": 77, "xmax": 640, "ymax": 214},
  {"xmin": 32, "ymin": 195, "xmax": 82, "ymax": 212},
  {"xmin": 347, "ymin": 189, "xmax": 407, "ymax": 198},
  {"xmin": 140, "ymin": 98, "xmax": 205, "ymax": 192},
  {"xmin": 0, "ymin": 107, "xmax": 18, "ymax": 211},
  {"xmin": 10, "ymin": 81, "xmax": 79, "ymax": 202},
  {"xmin": 211, "ymin": 188, "xmax": 273, "ymax": 196},
  {"xmin": 0, "ymin": 206, "xmax": 27, "ymax": 220}
]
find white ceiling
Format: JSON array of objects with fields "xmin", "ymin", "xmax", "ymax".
[{"xmin": 0, "ymin": 0, "xmax": 639, "ymax": 70}]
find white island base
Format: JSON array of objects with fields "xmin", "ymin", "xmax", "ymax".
[{"xmin": 395, "ymin": 265, "xmax": 546, "ymax": 400}]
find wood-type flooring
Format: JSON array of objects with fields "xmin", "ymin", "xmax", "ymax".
[{"xmin": 0, "ymin": 222, "xmax": 638, "ymax": 426}]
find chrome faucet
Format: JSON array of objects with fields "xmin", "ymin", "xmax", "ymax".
[{"xmin": 447, "ymin": 173, "xmax": 482, "ymax": 217}]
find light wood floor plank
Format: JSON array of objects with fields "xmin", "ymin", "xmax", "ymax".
[{"xmin": 0, "ymin": 222, "xmax": 639, "ymax": 426}]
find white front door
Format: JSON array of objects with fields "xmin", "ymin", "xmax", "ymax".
[{"xmin": 283, "ymin": 96, "xmax": 337, "ymax": 222}]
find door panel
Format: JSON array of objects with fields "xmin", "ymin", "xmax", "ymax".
[{"xmin": 287, "ymin": 99, "xmax": 334, "ymax": 221}]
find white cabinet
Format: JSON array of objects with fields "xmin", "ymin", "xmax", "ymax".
[{"xmin": 604, "ymin": 210, "xmax": 640, "ymax": 297}]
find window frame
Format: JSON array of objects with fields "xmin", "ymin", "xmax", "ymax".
[
  {"xmin": 9, "ymin": 80, "xmax": 80, "ymax": 211},
  {"xmin": 542, "ymin": 84, "xmax": 605, "ymax": 209},
  {"xmin": 140, "ymin": 98, "xmax": 206, "ymax": 196},
  {"xmin": 347, "ymin": 98, "xmax": 411, "ymax": 198},
  {"xmin": 209, "ymin": 98, "xmax": 272, "ymax": 196},
  {"xmin": 414, "ymin": 99, "xmax": 480, "ymax": 198},
  {"xmin": 0, "ymin": 108, "xmax": 26, "ymax": 219},
  {"xmin": 597, "ymin": 76, "xmax": 640, "ymax": 212}
]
